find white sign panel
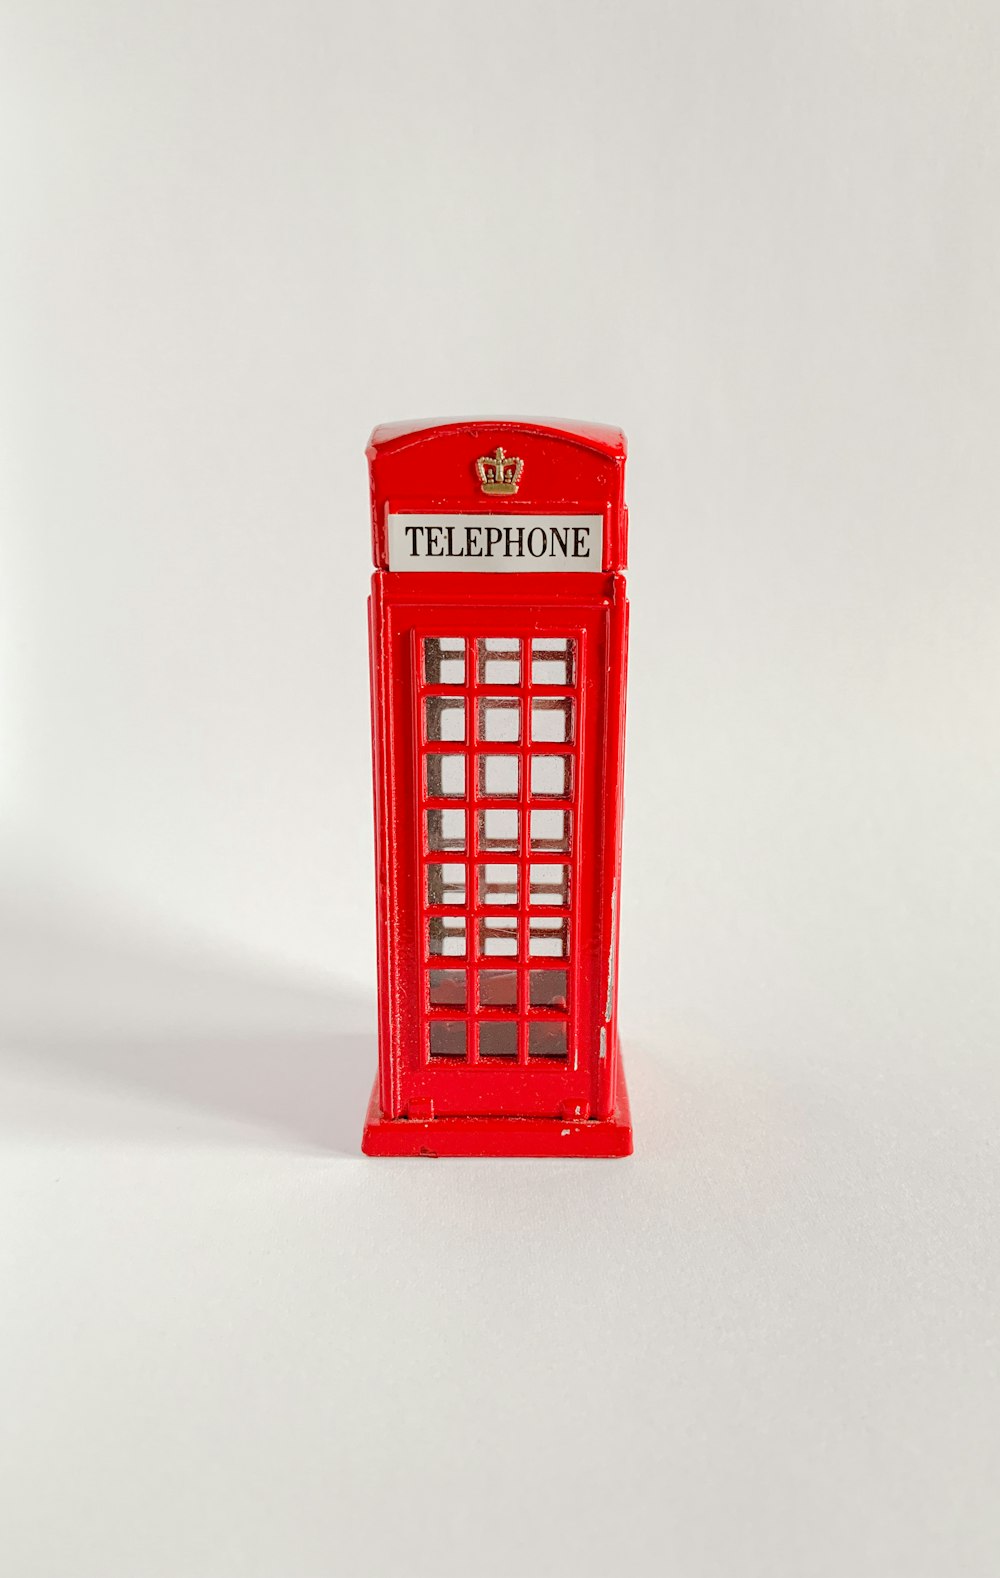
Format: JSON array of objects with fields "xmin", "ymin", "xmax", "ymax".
[{"xmin": 388, "ymin": 513, "xmax": 603, "ymax": 572}]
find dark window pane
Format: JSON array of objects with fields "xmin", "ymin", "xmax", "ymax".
[
  {"xmin": 479, "ymin": 970, "xmax": 517, "ymax": 1008},
  {"xmin": 430, "ymin": 1020, "xmax": 467, "ymax": 1058},
  {"xmin": 528, "ymin": 1022, "xmax": 567, "ymax": 1059},
  {"xmin": 529, "ymin": 970, "xmax": 568, "ymax": 1010},
  {"xmin": 479, "ymin": 1021, "xmax": 518, "ymax": 1058},
  {"xmin": 429, "ymin": 969, "xmax": 466, "ymax": 1007}
]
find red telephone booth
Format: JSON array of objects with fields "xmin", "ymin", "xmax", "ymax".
[{"xmin": 361, "ymin": 418, "xmax": 632, "ymax": 1157}]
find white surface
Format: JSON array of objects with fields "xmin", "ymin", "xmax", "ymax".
[
  {"xmin": 387, "ymin": 513, "xmax": 604, "ymax": 571},
  {"xmin": 1, "ymin": 2, "xmax": 999, "ymax": 1574}
]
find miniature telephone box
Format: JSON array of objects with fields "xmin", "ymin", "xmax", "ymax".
[{"xmin": 362, "ymin": 418, "xmax": 631, "ymax": 1157}]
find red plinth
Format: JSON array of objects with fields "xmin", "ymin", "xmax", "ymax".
[{"xmin": 362, "ymin": 1065, "xmax": 632, "ymax": 1158}]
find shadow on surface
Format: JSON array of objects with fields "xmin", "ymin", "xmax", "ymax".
[{"xmin": 0, "ymin": 879, "xmax": 375, "ymax": 1154}]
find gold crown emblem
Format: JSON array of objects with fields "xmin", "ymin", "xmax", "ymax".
[{"xmin": 475, "ymin": 446, "xmax": 523, "ymax": 496}]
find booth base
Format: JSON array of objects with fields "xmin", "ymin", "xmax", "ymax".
[{"xmin": 361, "ymin": 1069, "xmax": 632, "ymax": 1158}]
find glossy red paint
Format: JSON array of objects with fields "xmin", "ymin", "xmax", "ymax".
[{"xmin": 362, "ymin": 419, "xmax": 632, "ymax": 1158}]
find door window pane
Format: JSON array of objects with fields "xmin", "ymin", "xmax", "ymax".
[
  {"xmin": 429, "ymin": 969, "xmax": 467, "ymax": 1007},
  {"xmin": 426, "ymin": 696, "xmax": 466, "ymax": 742},
  {"xmin": 427, "ymin": 863, "xmax": 466, "ymax": 906},
  {"xmin": 531, "ymin": 639, "xmax": 575, "ymax": 686},
  {"xmin": 479, "ymin": 969, "xmax": 517, "ymax": 1008},
  {"xmin": 529, "ymin": 808, "xmax": 569, "ymax": 852},
  {"xmin": 529, "ymin": 969, "xmax": 568, "ymax": 1009},
  {"xmin": 427, "ymin": 808, "xmax": 466, "ymax": 852},
  {"xmin": 479, "ymin": 1021, "xmax": 518, "ymax": 1058},
  {"xmin": 424, "ymin": 638, "xmax": 465, "ymax": 686},
  {"xmin": 429, "ymin": 915, "xmax": 467, "ymax": 956},
  {"xmin": 528, "ymin": 862, "xmax": 569, "ymax": 906},
  {"xmin": 478, "ymin": 697, "xmax": 521, "ymax": 742},
  {"xmin": 479, "ymin": 808, "xmax": 519, "ymax": 853},
  {"xmin": 478, "ymin": 863, "xmax": 518, "ymax": 906},
  {"xmin": 477, "ymin": 639, "xmax": 521, "ymax": 686},
  {"xmin": 530, "ymin": 755, "xmax": 571, "ymax": 798},
  {"xmin": 528, "ymin": 1021, "xmax": 567, "ymax": 1059},
  {"xmin": 430, "ymin": 1020, "xmax": 467, "ymax": 1058},
  {"xmin": 529, "ymin": 915, "xmax": 568, "ymax": 957},
  {"xmin": 426, "ymin": 753, "xmax": 465, "ymax": 798},
  {"xmin": 479, "ymin": 917, "xmax": 518, "ymax": 957},
  {"xmin": 531, "ymin": 697, "xmax": 573, "ymax": 743},
  {"xmin": 479, "ymin": 755, "xmax": 519, "ymax": 798}
]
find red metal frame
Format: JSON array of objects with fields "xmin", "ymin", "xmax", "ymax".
[{"xmin": 363, "ymin": 419, "xmax": 631, "ymax": 1157}]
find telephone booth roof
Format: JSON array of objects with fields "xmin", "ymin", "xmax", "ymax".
[{"xmin": 367, "ymin": 417, "xmax": 627, "ymax": 574}]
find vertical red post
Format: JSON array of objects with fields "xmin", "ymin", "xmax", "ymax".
[{"xmin": 361, "ymin": 419, "xmax": 632, "ymax": 1157}]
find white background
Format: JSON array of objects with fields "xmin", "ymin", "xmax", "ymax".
[{"xmin": 1, "ymin": 3, "xmax": 998, "ymax": 1575}]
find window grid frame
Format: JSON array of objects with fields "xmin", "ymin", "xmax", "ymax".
[{"xmin": 418, "ymin": 633, "xmax": 580, "ymax": 1067}]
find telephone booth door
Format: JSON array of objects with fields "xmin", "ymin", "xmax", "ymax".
[{"xmin": 363, "ymin": 420, "xmax": 631, "ymax": 1157}]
